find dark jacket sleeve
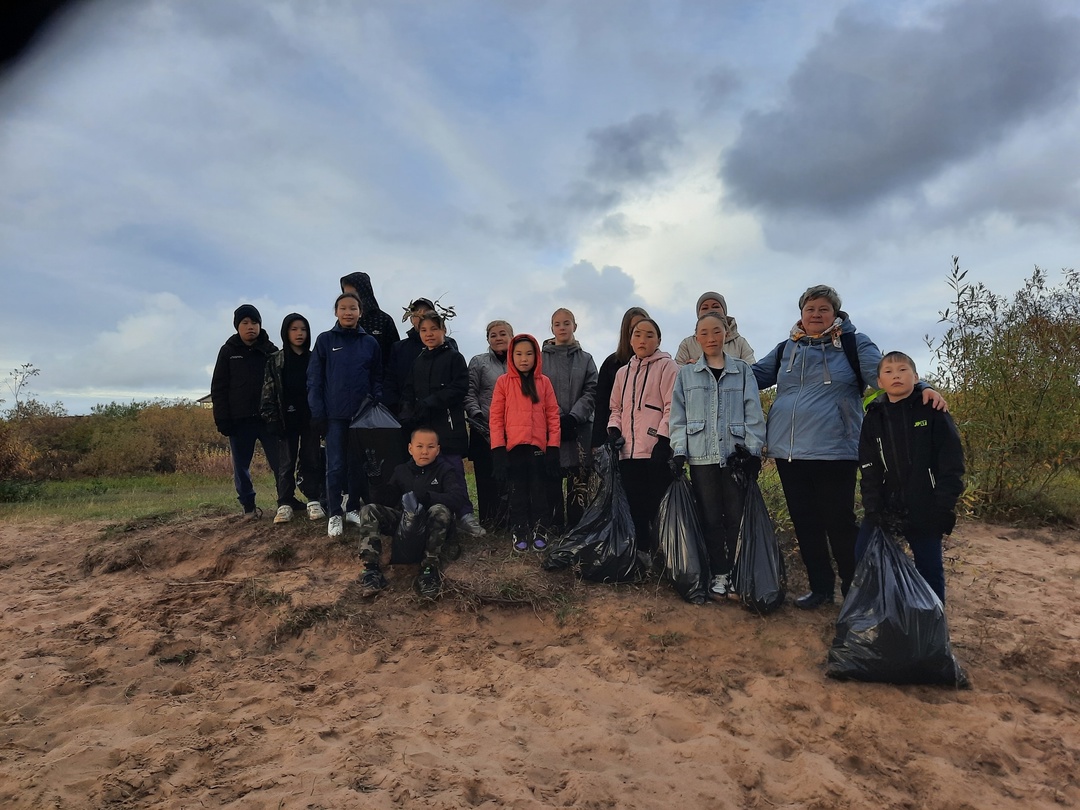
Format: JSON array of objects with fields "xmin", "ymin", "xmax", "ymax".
[
  {"xmin": 368, "ymin": 339, "xmax": 384, "ymax": 405},
  {"xmin": 210, "ymin": 344, "xmax": 232, "ymax": 427},
  {"xmin": 307, "ymin": 337, "xmax": 327, "ymax": 422},
  {"xmin": 260, "ymin": 352, "xmax": 282, "ymax": 428},
  {"xmin": 932, "ymin": 410, "xmax": 965, "ymax": 514}
]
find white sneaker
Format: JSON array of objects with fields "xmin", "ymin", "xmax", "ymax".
[
  {"xmin": 306, "ymin": 501, "xmax": 326, "ymax": 521},
  {"xmin": 327, "ymin": 515, "xmax": 344, "ymax": 537},
  {"xmin": 457, "ymin": 513, "xmax": 486, "ymax": 537},
  {"xmin": 710, "ymin": 574, "xmax": 730, "ymax": 597},
  {"xmin": 345, "ymin": 510, "xmax": 362, "ymax": 526},
  {"xmin": 273, "ymin": 505, "xmax": 293, "ymax": 524}
]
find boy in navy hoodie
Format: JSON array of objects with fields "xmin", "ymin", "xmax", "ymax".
[
  {"xmin": 211, "ymin": 304, "xmax": 281, "ymax": 518},
  {"xmin": 261, "ymin": 313, "xmax": 326, "ymax": 523},
  {"xmin": 856, "ymin": 351, "xmax": 965, "ymax": 603},
  {"xmin": 354, "ymin": 427, "xmax": 468, "ymax": 599}
]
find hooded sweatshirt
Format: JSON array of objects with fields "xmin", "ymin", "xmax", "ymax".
[
  {"xmin": 261, "ymin": 313, "xmax": 312, "ymax": 432},
  {"xmin": 674, "ymin": 292, "xmax": 756, "ymax": 365},
  {"xmin": 540, "ymin": 339, "xmax": 598, "ymax": 465},
  {"xmin": 489, "ymin": 334, "xmax": 561, "ymax": 451},
  {"xmin": 339, "ymin": 272, "xmax": 400, "ymax": 372}
]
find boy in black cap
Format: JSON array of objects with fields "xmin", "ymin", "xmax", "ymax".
[{"xmin": 211, "ymin": 304, "xmax": 281, "ymax": 518}]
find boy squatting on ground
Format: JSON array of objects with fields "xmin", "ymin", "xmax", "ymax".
[
  {"xmin": 353, "ymin": 427, "xmax": 469, "ymax": 599},
  {"xmin": 855, "ymin": 351, "xmax": 965, "ymax": 604}
]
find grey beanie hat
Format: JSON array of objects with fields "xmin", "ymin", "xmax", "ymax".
[
  {"xmin": 696, "ymin": 291, "xmax": 728, "ymax": 316},
  {"xmin": 233, "ymin": 303, "xmax": 262, "ymax": 329}
]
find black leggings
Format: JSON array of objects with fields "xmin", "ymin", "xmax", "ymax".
[{"xmin": 688, "ymin": 463, "xmax": 746, "ymax": 577}]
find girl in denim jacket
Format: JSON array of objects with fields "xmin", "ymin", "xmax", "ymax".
[{"xmin": 669, "ymin": 311, "xmax": 766, "ymax": 598}]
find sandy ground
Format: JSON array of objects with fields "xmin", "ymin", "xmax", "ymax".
[{"xmin": 0, "ymin": 512, "xmax": 1077, "ymax": 809}]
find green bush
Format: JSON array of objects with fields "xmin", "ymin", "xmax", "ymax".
[{"xmin": 928, "ymin": 258, "xmax": 1080, "ymax": 520}]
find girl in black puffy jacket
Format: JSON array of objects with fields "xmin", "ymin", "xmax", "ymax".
[{"xmin": 400, "ymin": 312, "xmax": 484, "ymax": 535}]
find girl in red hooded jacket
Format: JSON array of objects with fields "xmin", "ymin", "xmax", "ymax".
[{"xmin": 489, "ymin": 334, "xmax": 561, "ymax": 552}]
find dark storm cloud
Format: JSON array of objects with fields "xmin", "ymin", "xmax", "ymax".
[
  {"xmin": 721, "ymin": 0, "xmax": 1080, "ymax": 215},
  {"xmin": 586, "ymin": 111, "xmax": 681, "ymax": 184},
  {"xmin": 695, "ymin": 66, "xmax": 741, "ymax": 114}
]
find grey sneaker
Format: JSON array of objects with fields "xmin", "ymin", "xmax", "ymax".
[
  {"xmin": 306, "ymin": 501, "xmax": 326, "ymax": 521},
  {"xmin": 242, "ymin": 505, "xmax": 263, "ymax": 521},
  {"xmin": 273, "ymin": 505, "xmax": 293, "ymax": 524},
  {"xmin": 710, "ymin": 573, "xmax": 731, "ymax": 597},
  {"xmin": 327, "ymin": 515, "xmax": 344, "ymax": 537},
  {"xmin": 457, "ymin": 513, "xmax": 486, "ymax": 537},
  {"xmin": 345, "ymin": 510, "xmax": 363, "ymax": 526}
]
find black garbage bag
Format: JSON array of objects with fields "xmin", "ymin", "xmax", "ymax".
[
  {"xmin": 543, "ymin": 444, "xmax": 646, "ymax": 583},
  {"xmin": 653, "ymin": 476, "xmax": 710, "ymax": 604},
  {"xmin": 391, "ymin": 492, "xmax": 427, "ymax": 564},
  {"xmin": 349, "ymin": 396, "xmax": 407, "ymax": 502},
  {"xmin": 826, "ymin": 526, "xmax": 969, "ymax": 687},
  {"xmin": 731, "ymin": 478, "xmax": 786, "ymax": 614}
]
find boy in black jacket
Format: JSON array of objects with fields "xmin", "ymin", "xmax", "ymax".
[
  {"xmin": 211, "ymin": 304, "xmax": 281, "ymax": 518},
  {"xmin": 354, "ymin": 427, "xmax": 468, "ymax": 599},
  {"xmin": 856, "ymin": 352, "xmax": 965, "ymax": 603},
  {"xmin": 261, "ymin": 313, "xmax": 326, "ymax": 523}
]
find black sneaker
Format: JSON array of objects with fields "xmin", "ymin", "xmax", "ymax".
[
  {"xmin": 415, "ymin": 564, "xmax": 442, "ymax": 599},
  {"xmin": 358, "ymin": 565, "xmax": 387, "ymax": 597}
]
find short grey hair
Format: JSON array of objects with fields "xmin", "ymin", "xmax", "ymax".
[{"xmin": 799, "ymin": 284, "xmax": 842, "ymax": 313}]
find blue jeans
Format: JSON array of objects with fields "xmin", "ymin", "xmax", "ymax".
[
  {"xmin": 229, "ymin": 419, "xmax": 280, "ymax": 509},
  {"xmin": 324, "ymin": 419, "xmax": 366, "ymax": 516},
  {"xmin": 855, "ymin": 520, "xmax": 946, "ymax": 604}
]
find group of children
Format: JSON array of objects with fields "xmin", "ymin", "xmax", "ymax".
[{"xmin": 211, "ymin": 281, "xmax": 964, "ymax": 606}]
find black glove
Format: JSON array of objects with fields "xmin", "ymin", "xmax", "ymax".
[
  {"xmin": 938, "ymin": 510, "xmax": 957, "ymax": 536},
  {"xmin": 311, "ymin": 419, "xmax": 328, "ymax": 438},
  {"xmin": 560, "ymin": 414, "xmax": 577, "ymax": 440},
  {"xmin": 417, "ymin": 490, "xmax": 433, "ymax": 507},
  {"xmin": 880, "ymin": 507, "xmax": 906, "ymax": 537},
  {"xmin": 492, "ymin": 447, "xmax": 509, "ymax": 481},
  {"xmin": 726, "ymin": 443, "xmax": 761, "ymax": 480},
  {"xmin": 606, "ymin": 428, "xmax": 625, "ymax": 451},
  {"xmin": 546, "ymin": 447, "xmax": 562, "ymax": 478},
  {"xmin": 650, "ymin": 435, "xmax": 671, "ymax": 463},
  {"xmin": 669, "ymin": 454, "xmax": 687, "ymax": 477}
]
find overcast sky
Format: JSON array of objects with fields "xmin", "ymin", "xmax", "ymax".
[{"xmin": 2, "ymin": 0, "xmax": 1078, "ymax": 414}]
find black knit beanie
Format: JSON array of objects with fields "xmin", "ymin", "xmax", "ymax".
[{"xmin": 233, "ymin": 304, "xmax": 262, "ymax": 329}]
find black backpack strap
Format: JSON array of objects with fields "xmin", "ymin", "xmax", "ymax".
[{"xmin": 839, "ymin": 331, "xmax": 866, "ymax": 392}]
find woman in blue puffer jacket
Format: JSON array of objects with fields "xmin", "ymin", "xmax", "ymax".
[{"xmin": 752, "ymin": 284, "xmax": 944, "ymax": 609}]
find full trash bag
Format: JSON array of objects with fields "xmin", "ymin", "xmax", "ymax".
[
  {"xmin": 391, "ymin": 492, "xmax": 427, "ymax": 564},
  {"xmin": 826, "ymin": 525, "xmax": 969, "ymax": 687},
  {"xmin": 730, "ymin": 478, "xmax": 786, "ymax": 614},
  {"xmin": 543, "ymin": 444, "xmax": 646, "ymax": 583},
  {"xmin": 654, "ymin": 476, "xmax": 710, "ymax": 604},
  {"xmin": 349, "ymin": 395, "xmax": 407, "ymax": 501}
]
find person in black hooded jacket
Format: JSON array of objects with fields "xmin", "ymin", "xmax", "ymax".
[
  {"xmin": 211, "ymin": 304, "xmax": 281, "ymax": 518},
  {"xmin": 340, "ymin": 271, "xmax": 400, "ymax": 376},
  {"xmin": 261, "ymin": 313, "xmax": 326, "ymax": 524},
  {"xmin": 399, "ymin": 312, "xmax": 485, "ymax": 536}
]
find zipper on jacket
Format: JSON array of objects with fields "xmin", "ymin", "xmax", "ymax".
[
  {"xmin": 787, "ymin": 343, "xmax": 803, "ymax": 461},
  {"xmin": 928, "ymin": 469, "xmax": 936, "ymax": 489},
  {"xmin": 876, "ymin": 437, "xmax": 888, "ymax": 472}
]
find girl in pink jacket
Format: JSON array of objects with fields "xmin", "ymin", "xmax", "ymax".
[
  {"xmin": 490, "ymin": 334, "xmax": 561, "ymax": 552},
  {"xmin": 607, "ymin": 318, "xmax": 679, "ymax": 553}
]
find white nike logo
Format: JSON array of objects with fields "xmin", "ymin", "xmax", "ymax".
[{"xmin": 332, "ymin": 347, "xmax": 343, "ymax": 351}]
